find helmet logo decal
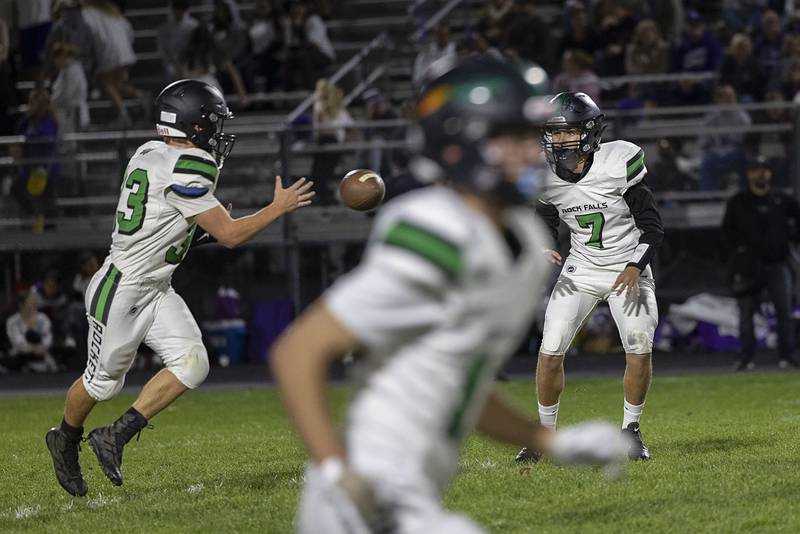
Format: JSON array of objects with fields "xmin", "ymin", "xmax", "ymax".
[
  {"xmin": 417, "ymin": 84, "xmax": 452, "ymax": 118},
  {"xmin": 160, "ymin": 111, "xmax": 177, "ymax": 124}
]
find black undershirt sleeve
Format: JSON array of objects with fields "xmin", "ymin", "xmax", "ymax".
[
  {"xmin": 535, "ymin": 201, "xmax": 561, "ymax": 245},
  {"xmin": 622, "ymin": 181, "xmax": 664, "ymax": 270}
]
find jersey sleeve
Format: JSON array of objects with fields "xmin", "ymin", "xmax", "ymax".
[
  {"xmin": 620, "ymin": 142, "xmax": 647, "ymax": 193},
  {"xmin": 325, "ymin": 201, "xmax": 465, "ymax": 349},
  {"xmin": 165, "ymin": 153, "xmax": 222, "ymax": 218}
]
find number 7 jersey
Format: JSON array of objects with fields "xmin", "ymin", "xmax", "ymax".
[
  {"xmin": 108, "ymin": 140, "xmax": 222, "ymax": 282},
  {"xmin": 538, "ymin": 140, "xmax": 647, "ymax": 267}
]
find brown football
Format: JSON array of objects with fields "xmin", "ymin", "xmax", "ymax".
[{"xmin": 339, "ymin": 169, "xmax": 386, "ymax": 211}]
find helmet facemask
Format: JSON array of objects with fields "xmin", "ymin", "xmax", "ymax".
[
  {"xmin": 543, "ymin": 114, "xmax": 606, "ymax": 183},
  {"xmin": 207, "ymin": 110, "xmax": 236, "ymax": 168},
  {"xmin": 191, "ymin": 107, "xmax": 236, "ymax": 168}
]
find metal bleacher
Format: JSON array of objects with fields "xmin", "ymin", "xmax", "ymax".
[{"xmin": 2, "ymin": 0, "xmax": 799, "ymax": 305}]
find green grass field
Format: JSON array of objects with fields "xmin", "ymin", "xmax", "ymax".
[{"xmin": 1, "ymin": 372, "xmax": 799, "ymax": 533}]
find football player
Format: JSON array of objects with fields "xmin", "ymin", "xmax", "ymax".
[
  {"xmin": 271, "ymin": 59, "xmax": 630, "ymax": 534},
  {"xmin": 516, "ymin": 92, "xmax": 664, "ymax": 464},
  {"xmin": 45, "ymin": 80, "xmax": 314, "ymax": 497}
]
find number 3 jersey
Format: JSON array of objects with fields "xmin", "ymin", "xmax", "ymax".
[
  {"xmin": 538, "ymin": 140, "xmax": 654, "ymax": 268},
  {"xmin": 107, "ymin": 140, "xmax": 222, "ymax": 282}
]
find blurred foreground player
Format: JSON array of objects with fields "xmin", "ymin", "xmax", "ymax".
[
  {"xmin": 272, "ymin": 59, "xmax": 629, "ymax": 534},
  {"xmin": 516, "ymin": 92, "xmax": 664, "ymax": 464},
  {"xmin": 45, "ymin": 79, "xmax": 314, "ymax": 497}
]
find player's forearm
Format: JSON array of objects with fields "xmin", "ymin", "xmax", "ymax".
[
  {"xmin": 271, "ymin": 339, "xmax": 346, "ymax": 462},
  {"xmin": 476, "ymin": 390, "xmax": 553, "ymax": 452},
  {"xmin": 271, "ymin": 304, "xmax": 358, "ymax": 463},
  {"xmin": 223, "ymin": 204, "xmax": 284, "ymax": 247},
  {"xmin": 624, "ymin": 182, "xmax": 664, "ymax": 270}
]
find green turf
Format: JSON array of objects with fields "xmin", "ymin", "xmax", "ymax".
[{"xmin": 1, "ymin": 372, "xmax": 798, "ymax": 533}]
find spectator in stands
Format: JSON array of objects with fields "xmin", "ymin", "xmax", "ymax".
[
  {"xmin": 719, "ymin": 33, "xmax": 764, "ymax": 103},
  {"xmin": 245, "ymin": 0, "xmax": 284, "ymax": 93},
  {"xmin": 649, "ymin": 138, "xmax": 694, "ymax": 191},
  {"xmin": 82, "ymin": 0, "xmax": 140, "ymax": 127},
  {"xmin": 644, "ymin": 0, "xmax": 683, "ymax": 43},
  {"xmin": 46, "ymin": 0, "xmax": 96, "ymax": 82},
  {"xmin": 553, "ymin": 49, "xmax": 602, "ymax": 103},
  {"xmin": 179, "ymin": 25, "xmax": 249, "ymax": 108},
  {"xmin": 625, "ymin": 19, "xmax": 668, "ymax": 75},
  {"xmin": 38, "ymin": 268, "xmax": 78, "ymax": 370},
  {"xmin": 50, "ymin": 42, "xmax": 90, "ymax": 134},
  {"xmin": 412, "ymin": 23, "xmax": 456, "ymax": 88},
  {"xmin": 73, "ymin": 252, "xmax": 100, "ymax": 299},
  {"xmin": 9, "ymin": 88, "xmax": 59, "ymax": 233},
  {"xmin": 722, "ymin": 155, "xmax": 800, "ymax": 371},
  {"xmin": 0, "ymin": 15, "xmax": 16, "ymax": 136},
  {"xmin": 672, "ymin": 9, "xmax": 722, "ymax": 72},
  {"xmin": 669, "ymin": 10, "xmax": 721, "ymax": 106},
  {"xmin": 15, "ymin": 0, "xmax": 52, "ymax": 81},
  {"xmin": 595, "ymin": 0, "xmax": 639, "ymax": 76},
  {"xmin": 503, "ymin": 0, "xmax": 554, "ymax": 72},
  {"xmin": 753, "ymin": 9, "xmax": 784, "ymax": 85},
  {"xmin": 211, "ymin": 0, "xmax": 249, "ymax": 82},
  {"xmin": 760, "ymin": 88, "xmax": 792, "ymax": 150},
  {"xmin": 310, "ymin": 79, "xmax": 353, "ymax": 205},
  {"xmin": 4, "ymin": 283, "xmax": 58, "ymax": 373},
  {"xmin": 781, "ymin": 59, "xmax": 800, "ymax": 101},
  {"xmin": 282, "ymin": 0, "xmax": 335, "ymax": 90},
  {"xmin": 625, "ymin": 18, "xmax": 669, "ymax": 99},
  {"xmin": 699, "ymin": 84, "xmax": 751, "ymax": 191},
  {"xmin": 358, "ymin": 88, "xmax": 399, "ymax": 179},
  {"xmin": 476, "ymin": 0, "xmax": 514, "ymax": 48},
  {"xmin": 559, "ymin": 1, "xmax": 599, "ymax": 59},
  {"xmin": 157, "ymin": 0, "xmax": 198, "ymax": 83}
]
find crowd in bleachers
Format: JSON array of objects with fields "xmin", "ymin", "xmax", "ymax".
[
  {"xmin": 2, "ymin": 0, "xmax": 800, "ymax": 220},
  {"xmin": 0, "ymin": 252, "xmax": 99, "ymax": 374}
]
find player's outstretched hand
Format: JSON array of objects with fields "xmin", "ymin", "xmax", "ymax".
[
  {"xmin": 324, "ymin": 465, "xmax": 395, "ymax": 533},
  {"xmin": 612, "ymin": 265, "xmax": 641, "ymax": 298},
  {"xmin": 543, "ymin": 249, "xmax": 562, "ymax": 266},
  {"xmin": 549, "ymin": 420, "xmax": 631, "ymax": 478},
  {"xmin": 273, "ymin": 176, "xmax": 315, "ymax": 214}
]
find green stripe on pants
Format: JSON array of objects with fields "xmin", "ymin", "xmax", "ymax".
[{"xmin": 93, "ymin": 265, "xmax": 120, "ymax": 323}]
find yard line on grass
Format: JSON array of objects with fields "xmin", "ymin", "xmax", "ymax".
[
  {"xmin": 185, "ymin": 483, "xmax": 205, "ymax": 494},
  {"xmin": 14, "ymin": 504, "xmax": 41, "ymax": 520},
  {"xmin": 87, "ymin": 494, "xmax": 121, "ymax": 509}
]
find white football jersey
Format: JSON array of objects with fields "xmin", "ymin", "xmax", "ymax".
[
  {"xmin": 325, "ymin": 186, "xmax": 551, "ymax": 495},
  {"xmin": 539, "ymin": 140, "xmax": 646, "ymax": 267},
  {"xmin": 105, "ymin": 140, "xmax": 222, "ymax": 282}
]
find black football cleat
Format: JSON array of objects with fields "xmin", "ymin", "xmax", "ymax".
[
  {"xmin": 88, "ymin": 426, "xmax": 125, "ymax": 486},
  {"xmin": 622, "ymin": 422, "xmax": 651, "ymax": 461},
  {"xmin": 514, "ymin": 447, "xmax": 542, "ymax": 464},
  {"xmin": 45, "ymin": 428, "xmax": 88, "ymax": 497}
]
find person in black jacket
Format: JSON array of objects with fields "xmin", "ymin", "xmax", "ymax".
[{"xmin": 722, "ymin": 155, "xmax": 800, "ymax": 370}]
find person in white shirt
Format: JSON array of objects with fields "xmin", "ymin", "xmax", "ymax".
[
  {"xmin": 157, "ymin": 0, "xmax": 199, "ymax": 82},
  {"xmin": 412, "ymin": 23, "xmax": 457, "ymax": 87},
  {"xmin": 5, "ymin": 285, "xmax": 58, "ymax": 373}
]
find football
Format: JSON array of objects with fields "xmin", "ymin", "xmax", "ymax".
[{"xmin": 339, "ymin": 169, "xmax": 385, "ymax": 211}]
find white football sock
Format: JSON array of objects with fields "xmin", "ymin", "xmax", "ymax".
[
  {"xmin": 622, "ymin": 399, "xmax": 645, "ymax": 429},
  {"xmin": 538, "ymin": 402, "xmax": 559, "ymax": 430}
]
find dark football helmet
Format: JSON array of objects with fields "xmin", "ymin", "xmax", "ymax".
[
  {"xmin": 412, "ymin": 57, "xmax": 551, "ymax": 204},
  {"xmin": 543, "ymin": 92, "xmax": 606, "ymax": 182},
  {"xmin": 155, "ymin": 80, "xmax": 236, "ymax": 166}
]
